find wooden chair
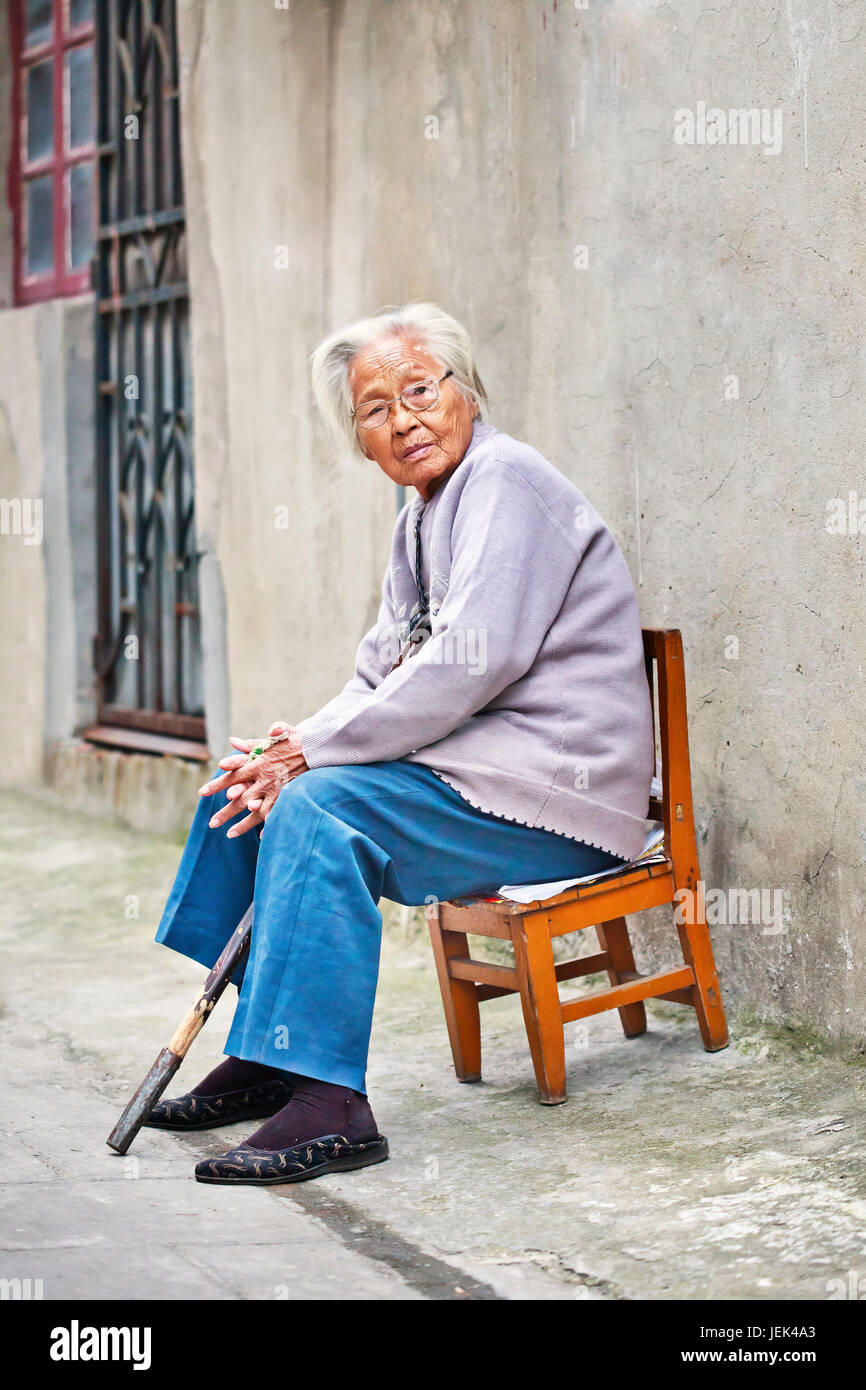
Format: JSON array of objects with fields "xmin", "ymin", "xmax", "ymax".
[{"xmin": 427, "ymin": 628, "xmax": 728, "ymax": 1103}]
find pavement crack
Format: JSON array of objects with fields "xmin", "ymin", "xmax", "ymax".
[{"xmin": 482, "ymin": 1247, "xmax": 626, "ymax": 1299}]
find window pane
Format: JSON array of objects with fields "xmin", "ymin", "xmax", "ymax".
[
  {"xmin": 26, "ymin": 59, "xmax": 54, "ymax": 162},
  {"xmin": 68, "ymin": 162, "xmax": 94, "ymax": 269},
  {"xmin": 67, "ymin": 44, "xmax": 94, "ymax": 149},
  {"xmin": 26, "ymin": 175, "xmax": 55, "ymax": 276},
  {"xmin": 70, "ymin": 0, "xmax": 94, "ymax": 28},
  {"xmin": 25, "ymin": 0, "xmax": 52, "ymax": 48}
]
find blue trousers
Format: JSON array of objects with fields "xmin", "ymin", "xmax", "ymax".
[{"xmin": 155, "ymin": 759, "xmax": 623, "ymax": 1093}]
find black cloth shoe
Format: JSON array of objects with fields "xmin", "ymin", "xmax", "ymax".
[
  {"xmin": 144, "ymin": 1076, "xmax": 296, "ymax": 1132},
  {"xmin": 193, "ymin": 1133, "xmax": 389, "ymax": 1185}
]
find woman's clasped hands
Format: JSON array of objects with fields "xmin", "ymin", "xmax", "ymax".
[{"xmin": 198, "ymin": 721, "xmax": 309, "ymax": 838}]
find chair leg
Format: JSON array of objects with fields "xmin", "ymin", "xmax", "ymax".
[
  {"xmin": 427, "ymin": 907, "xmax": 482, "ymax": 1082},
  {"xmin": 511, "ymin": 916, "xmax": 567, "ymax": 1104},
  {"xmin": 674, "ymin": 900, "xmax": 729, "ymax": 1052},
  {"xmin": 596, "ymin": 916, "xmax": 647, "ymax": 1038}
]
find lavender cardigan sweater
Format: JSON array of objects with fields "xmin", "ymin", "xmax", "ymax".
[{"xmin": 297, "ymin": 421, "xmax": 655, "ymax": 862}]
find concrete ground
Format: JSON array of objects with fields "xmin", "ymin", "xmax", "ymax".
[{"xmin": 1, "ymin": 790, "xmax": 864, "ymax": 1302}]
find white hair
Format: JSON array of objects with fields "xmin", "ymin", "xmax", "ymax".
[{"xmin": 310, "ymin": 301, "xmax": 489, "ymax": 458}]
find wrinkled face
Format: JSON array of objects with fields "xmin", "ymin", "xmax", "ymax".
[{"xmin": 349, "ymin": 335, "xmax": 478, "ymax": 501}]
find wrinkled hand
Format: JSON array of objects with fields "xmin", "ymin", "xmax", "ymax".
[{"xmin": 197, "ymin": 721, "xmax": 309, "ymax": 838}]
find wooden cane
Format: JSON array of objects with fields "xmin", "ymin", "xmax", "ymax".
[{"xmin": 106, "ymin": 905, "xmax": 253, "ymax": 1155}]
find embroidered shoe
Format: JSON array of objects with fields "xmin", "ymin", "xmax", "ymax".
[
  {"xmin": 193, "ymin": 1133, "xmax": 390, "ymax": 1185},
  {"xmin": 144, "ymin": 1077, "xmax": 296, "ymax": 1132}
]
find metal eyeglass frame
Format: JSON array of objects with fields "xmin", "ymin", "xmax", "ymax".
[{"xmin": 352, "ymin": 370, "xmax": 454, "ymax": 429}]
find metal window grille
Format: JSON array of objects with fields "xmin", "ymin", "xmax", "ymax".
[{"xmin": 92, "ymin": 0, "xmax": 204, "ymax": 744}]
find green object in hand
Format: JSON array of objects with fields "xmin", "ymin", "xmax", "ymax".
[{"xmin": 248, "ymin": 730, "xmax": 291, "ymax": 760}]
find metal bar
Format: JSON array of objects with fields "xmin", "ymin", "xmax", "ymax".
[
  {"xmin": 99, "ymin": 704, "xmax": 205, "ymax": 740},
  {"xmin": 151, "ymin": 7, "xmax": 164, "ymax": 212},
  {"xmin": 152, "ymin": 304, "xmax": 165, "ymax": 713},
  {"xmin": 133, "ymin": 299, "xmax": 146, "ymax": 709},
  {"xmin": 171, "ymin": 295, "xmax": 182, "ymax": 713},
  {"xmin": 133, "ymin": 0, "xmax": 144, "ymax": 218},
  {"xmin": 169, "ymin": 1, "xmax": 182, "ymax": 205},
  {"xmin": 115, "ymin": 0, "xmax": 127, "ymax": 224}
]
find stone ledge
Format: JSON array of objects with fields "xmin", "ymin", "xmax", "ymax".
[{"xmin": 45, "ymin": 738, "xmax": 202, "ymax": 838}]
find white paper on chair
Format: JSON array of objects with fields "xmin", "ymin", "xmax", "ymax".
[{"xmin": 497, "ymin": 825, "xmax": 666, "ymax": 905}]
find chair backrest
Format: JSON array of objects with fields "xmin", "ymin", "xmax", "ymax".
[{"xmin": 642, "ymin": 628, "xmax": 700, "ymax": 891}]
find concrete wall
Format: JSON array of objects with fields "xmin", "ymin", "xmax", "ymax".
[
  {"xmin": 0, "ymin": 307, "xmax": 47, "ymax": 783},
  {"xmin": 175, "ymin": 0, "xmax": 865, "ymax": 1040},
  {"xmin": 0, "ymin": 296, "xmax": 97, "ymax": 782},
  {"xmin": 0, "ymin": 0, "xmax": 97, "ymax": 781}
]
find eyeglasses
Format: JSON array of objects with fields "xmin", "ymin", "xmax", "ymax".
[{"xmin": 352, "ymin": 370, "xmax": 453, "ymax": 430}]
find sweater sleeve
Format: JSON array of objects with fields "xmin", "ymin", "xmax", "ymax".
[{"xmin": 296, "ymin": 460, "xmax": 583, "ymax": 769}]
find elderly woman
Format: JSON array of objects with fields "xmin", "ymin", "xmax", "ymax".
[{"xmin": 148, "ymin": 302, "xmax": 654, "ymax": 1186}]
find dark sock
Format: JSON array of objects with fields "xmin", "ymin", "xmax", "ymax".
[
  {"xmin": 244, "ymin": 1076, "xmax": 379, "ymax": 1150},
  {"xmin": 191, "ymin": 1056, "xmax": 296, "ymax": 1097}
]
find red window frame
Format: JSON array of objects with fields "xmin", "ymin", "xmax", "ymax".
[{"xmin": 9, "ymin": 0, "xmax": 96, "ymax": 304}]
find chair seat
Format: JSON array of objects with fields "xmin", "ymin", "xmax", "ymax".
[{"xmin": 450, "ymin": 857, "xmax": 675, "ymax": 915}]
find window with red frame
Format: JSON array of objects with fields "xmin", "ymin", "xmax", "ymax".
[{"xmin": 10, "ymin": 0, "xmax": 96, "ymax": 304}]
